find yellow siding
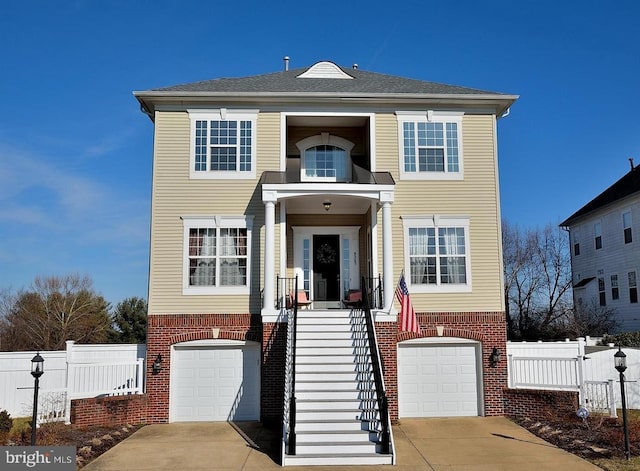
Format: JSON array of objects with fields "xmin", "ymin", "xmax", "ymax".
[
  {"xmin": 149, "ymin": 111, "xmax": 281, "ymax": 314},
  {"xmin": 149, "ymin": 108, "xmax": 505, "ymax": 315},
  {"xmin": 375, "ymin": 113, "xmax": 504, "ymax": 312}
]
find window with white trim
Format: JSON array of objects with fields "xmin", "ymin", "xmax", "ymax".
[
  {"xmin": 573, "ymin": 229, "xmax": 580, "ymax": 256},
  {"xmin": 396, "ymin": 111, "xmax": 463, "ymax": 180},
  {"xmin": 188, "ymin": 109, "xmax": 258, "ymax": 179},
  {"xmin": 182, "ymin": 216, "xmax": 252, "ymax": 295},
  {"xmin": 623, "ymin": 210, "xmax": 632, "ymax": 244},
  {"xmin": 594, "ymin": 222, "xmax": 602, "ymax": 250},
  {"xmin": 598, "ymin": 269, "xmax": 606, "ymax": 306},
  {"xmin": 402, "ymin": 216, "xmax": 471, "ymax": 292},
  {"xmin": 611, "ymin": 274, "xmax": 619, "ymax": 300},
  {"xmin": 629, "ymin": 271, "xmax": 638, "ymax": 304},
  {"xmin": 296, "ymin": 134, "xmax": 354, "ymax": 182}
]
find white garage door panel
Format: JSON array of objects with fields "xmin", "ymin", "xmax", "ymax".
[
  {"xmin": 171, "ymin": 343, "xmax": 260, "ymax": 422},
  {"xmin": 399, "ymin": 343, "xmax": 479, "ymax": 418}
]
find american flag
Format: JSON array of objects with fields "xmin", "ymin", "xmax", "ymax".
[{"xmin": 395, "ymin": 273, "xmax": 419, "ymax": 333}]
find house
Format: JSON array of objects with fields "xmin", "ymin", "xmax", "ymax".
[
  {"xmin": 561, "ymin": 161, "xmax": 640, "ymax": 332},
  {"xmin": 134, "ymin": 60, "xmax": 517, "ymax": 465}
]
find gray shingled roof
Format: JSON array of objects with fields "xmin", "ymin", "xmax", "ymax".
[
  {"xmin": 560, "ymin": 165, "xmax": 640, "ymax": 227},
  {"xmin": 148, "ymin": 65, "xmax": 506, "ymax": 96}
]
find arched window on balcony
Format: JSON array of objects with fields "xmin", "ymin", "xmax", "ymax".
[{"xmin": 296, "ymin": 133, "xmax": 355, "ymax": 182}]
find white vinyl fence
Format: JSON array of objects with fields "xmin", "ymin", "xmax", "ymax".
[
  {"xmin": 0, "ymin": 341, "xmax": 145, "ymax": 424},
  {"xmin": 508, "ymin": 338, "xmax": 640, "ymax": 417}
]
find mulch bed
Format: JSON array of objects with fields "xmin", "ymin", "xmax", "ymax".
[
  {"xmin": 4, "ymin": 422, "xmax": 143, "ymax": 468},
  {"xmin": 513, "ymin": 415, "xmax": 639, "ymax": 462}
]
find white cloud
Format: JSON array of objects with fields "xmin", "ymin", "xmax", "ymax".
[{"xmin": 0, "ymin": 139, "xmax": 150, "ymax": 298}]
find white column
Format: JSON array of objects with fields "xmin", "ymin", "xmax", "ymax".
[
  {"xmin": 263, "ymin": 200, "xmax": 276, "ymax": 313},
  {"xmin": 382, "ymin": 201, "xmax": 394, "ymax": 310}
]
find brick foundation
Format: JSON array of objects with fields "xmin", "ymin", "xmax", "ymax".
[
  {"xmin": 377, "ymin": 311, "xmax": 508, "ymax": 421},
  {"xmin": 146, "ymin": 313, "xmax": 262, "ymax": 424},
  {"xmin": 71, "ymin": 395, "xmax": 148, "ymax": 427},
  {"xmin": 142, "ymin": 310, "xmax": 507, "ymax": 425},
  {"xmin": 503, "ymin": 388, "xmax": 579, "ymax": 421}
]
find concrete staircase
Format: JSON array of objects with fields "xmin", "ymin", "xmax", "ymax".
[{"xmin": 282, "ymin": 309, "xmax": 393, "ymax": 466}]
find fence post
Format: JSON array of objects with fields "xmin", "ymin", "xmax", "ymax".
[
  {"xmin": 507, "ymin": 354, "xmax": 514, "ymax": 388},
  {"xmin": 576, "ymin": 355, "xmax": 586, "ymax": 406},
  {"xmin": 608, "ymin": 379, "xmax": 618, "ymax": 418},
  {"xmin": 64, "ymin": 341, "xmax": 74, "ymax": 424},
  {"xmin": 137, "ymin": 359, "xmax": 144, "ymax": 394}
]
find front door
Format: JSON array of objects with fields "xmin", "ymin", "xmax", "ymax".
[{"xmin": 313, "ymin": 234, "xmax": 340, "ymax": 303}]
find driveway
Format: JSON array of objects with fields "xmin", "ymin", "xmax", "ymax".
[{"xmin": 82, "ymin": 417, "xmax": 601, "ymax": 471}]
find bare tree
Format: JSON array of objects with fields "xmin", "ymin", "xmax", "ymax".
[
  {"xmin": 503, "ymin": 221, "xmax": 573, "ymax": 339},
  {"xmin": 0, "ymin": 274, "xmax": 113, "ymax": 351},
  {"xmin": 560, "ymin": 300, "xmax": 619, "ymax": 339}
]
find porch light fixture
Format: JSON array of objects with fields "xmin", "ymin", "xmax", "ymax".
[
  {"xmin": 30, "ymin": 352, "xmax": 44, "ymax": 446},
  {"xmin": 614, "ymin": 346, "xmax": 631, "ymax": 460},
  {"xmin": 323, "ymin": 201, "xmax": 332, "ymax": 211},
  {"xmin": 152, "ymin": 354, "xmax": 163, "ymax": 374},
  {"xmin": 488, "ymin": 347, "xmax": 501, "ymax": 368}
]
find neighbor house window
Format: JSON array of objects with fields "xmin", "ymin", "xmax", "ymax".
[
  {"xmin": 396, "ymin": 111, "xmax": 464, "ymax": 180},
  {"xmin": 629, "ymin": 271, "xmax": 638, "ymax": 304},
  {"xmin": 402, "ymin": 216, "xmax": 471, "ymax": 292},
  {"xmin": 623, "ymin": 211, "xmax": 632, "ymax": 244},
  {"xmin": 188, "ymin": 109, "xmax": 258, "ymax": 179},
  {"xmin": 598, "ymin": 269, "xmax": 606, "ymax": 306},
  {"xmin": 573, "ymin": 230, "xmax": 580, "ymax": 256},
  {"xmin": 296, "ymin": 134, "xmax": 354, "ymax": 182},
  {"xmin": 182, "ymin": 216, "xmax": 253, "ymax": 294},
  {"xmin": 594, "ymin": 222, "xmax": 602, "ymax": 250},
  {"xmin": 611, "ymin": 274, "xmax": 619, "ymax": 300}
]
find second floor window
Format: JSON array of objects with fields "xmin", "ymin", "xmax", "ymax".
[
  {"xmin": 296, "ymin": 134, "xmax": 354, "ymax": 182},
  {"xmin": 594, "ymin": 222, "xmax": 602, "ymax": 250},
  {"xmin": 189, "ymin": 109, "xmax": 258, "ymax": 179},
  {"xmin": 396, "ymin": 111, "xmax": 463, "ymax": 180},
  {"xmin": 304, "ymin": 145, "xmax": 347, "ymax": 180}
]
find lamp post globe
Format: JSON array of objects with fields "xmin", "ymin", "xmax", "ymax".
[{"xmin": 614, "ymin": 346, "xmax": 627, "ymax": 373}]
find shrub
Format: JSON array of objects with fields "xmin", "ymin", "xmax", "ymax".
[
  {"xmin": 0, "ymin": 410, "xmax": 12, "ymax": 433},
  {"xmin": 599, "ymin": 331, "xmax": 640, "ymax": 347}
]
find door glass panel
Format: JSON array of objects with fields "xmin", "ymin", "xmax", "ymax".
[
  {"xmin": 302, "ymin": 238, "xmax": 310, "ymax": 295},
  {"xmin": 342, "ymin": 238, "xmax": 350, "ymax": 297}
]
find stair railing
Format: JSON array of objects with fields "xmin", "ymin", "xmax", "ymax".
[
  {"xmin": 281, "ymin": 276, "xmax": 299, "ymax": 457},
  {"xmin": 361, "ymin": 277, "xmax": 392, "ymax": 455},
  {"xmin": 363, "ymin": 274, "xmax": 384, "ymax": 310}
]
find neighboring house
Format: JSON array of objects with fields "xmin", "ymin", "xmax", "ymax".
[
  {"xmin": 134, "ymin": 60, "xmax": 517, "ymax": 464},
  {"xmin": 561, "ymin": 161, "xmax": 640, "ymax": 332}
]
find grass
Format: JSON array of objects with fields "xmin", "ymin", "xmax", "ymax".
[{"xmin": 593, "ymin": 457, "xmax": 640, "ymax": 471}]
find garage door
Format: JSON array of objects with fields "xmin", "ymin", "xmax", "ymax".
[
  {"xmin": 398, "ymin": 340, "xmax": 480, "ymax": 417},
  {"xmin": 170, "ymin": 340, "xmax": 260, "ymax": 422}
]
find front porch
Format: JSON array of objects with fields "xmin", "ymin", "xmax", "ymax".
[{"xmin": 260, "ymin": 171, "xmax": 396, "ymax": 322}]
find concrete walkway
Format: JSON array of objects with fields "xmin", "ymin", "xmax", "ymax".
[{"xmin": 82, "ymin": 417, "xmax": 602, "ymax": 471}]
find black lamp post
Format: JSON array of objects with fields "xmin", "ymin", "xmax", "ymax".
[
  {"xmin": 614, "ymin": 346, "xmax": 631, "ymax": 461},
  {"xmin": 30, "ymin": 352, "xmax": 44, "ymax": 446}
]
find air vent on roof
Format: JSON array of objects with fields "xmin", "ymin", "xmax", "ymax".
[
  {"xmin": 283, "ymin": 56, "xmax": 290, "ymax": 71},
  {"xmin": 297, "ymin": 61, "xmax": 354, "ymax": 79}
]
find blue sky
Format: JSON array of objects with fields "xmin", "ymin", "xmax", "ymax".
[{"xmin": 1, "ymin": 0, "xmax": 639, "ymax": 305}]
